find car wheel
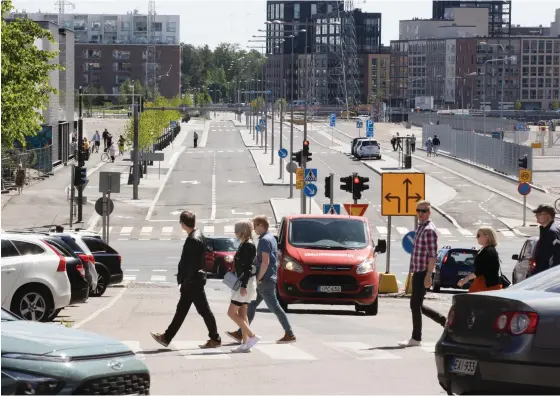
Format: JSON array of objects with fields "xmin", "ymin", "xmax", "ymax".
[
  {"xmin": 11, "ymin": 285, "xmax": 54, "ymax": 322},
  {"xmin": 357, "ymin": 296, "xmax": 378, "ymax": 316},
  {"xmin": 90, "ymin": 265, "xmax": 109, "ymax": 297},
  {"xmin": 215, "ymin": 263, "xmax": 226, "ymax": 279},
  {"xmin": 47, "ymin": 308, "xmax": 63, "ymax": 321}
]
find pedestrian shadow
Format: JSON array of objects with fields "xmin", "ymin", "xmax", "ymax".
[
  {"xmin": 140, "ymin": 348, "xmax": 170, "ymax": 355},
  {"xmin": 367, "ymin": 345, "xmax": 406, "ymax": 351},
  {"xmin": 257, "ymin": 307, "xmax": 363, "ymax": 316}
]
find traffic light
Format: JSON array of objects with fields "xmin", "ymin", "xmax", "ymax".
[
  {"xmin": 340, "ymin": 175, "xmax": 353, "ymax": 193},
  {"xmin": 303, "ymin": 140, "xmax": 312, "ymax": 163},
  {"xmin": 357, "ymin": 176, "xmax": 370, "ymax": 192},
  {"xmin": 518, "ymin": 155, "xmax": 528, "ymax": 169},
  {"xmin": 292, "ymin": 150, "xmax": 303, "ymax": 167},
  {"xmin": 74, "ymin": 167, "xmax": 87, "ymax": 187},
  {"xmin": 352, "ymin": 176, "xmax": 362, "ymax": 200},
  {"xmin": 324, "ymin": 175, "xmax": 333, "ymax": 198}
]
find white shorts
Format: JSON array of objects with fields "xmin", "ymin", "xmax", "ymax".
[{"xmin": 231, "ymin": 276, "xmax": 257, "ymax": 305}]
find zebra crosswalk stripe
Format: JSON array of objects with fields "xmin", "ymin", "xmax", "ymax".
[
  {"xmin": 439, "ymin": 228, "xmax": 451, "ymax": 235},
  {"xmin": 376, "ymin": 226, "xmax": 388, "ymax": 235},
  {"xmin": 324, "ymin": 341, "xmax": 402, "ymax": 361},
  {"xmin": 254, "ymin": 343, "xmax": 317, "ymax": 360},
  {"xmin": 501, "ymin": 230, "xmax": 515, "ymax": 237},
  {"xmin": 396, "ymin": 227, "xmax": 409, "ymax": 235},
  {"xmin": 224, "ymin": 225, "xmax": 235, "ymax": 234},
  {"xmin": 120, "ymin": 226, "xmax": 133, "ymax": 234},
  {"xmin": 203, "ymin": 226, "xmax": 215, "ymax": 234},
  {"xmin": 173, "ymin": 341, "xmax": 230, "ymax": 359},
  {"xmin": 162, "ymin": 227, "xmax": 173, "ymax": 234},
  {"xmin": 141, "ymin": 227, "xmax": 153, "ymax": 234},
  {"xmin": 458, "ymin": 228, "xmax": 473, "ymax": 236}
]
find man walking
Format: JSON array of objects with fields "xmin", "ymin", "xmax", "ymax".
[
  {"xmin": 226, "ymin": 215, "xmax": 296, "ymax": 344},
  {"xmin": 532, "ymin": 204, "xmax": 560, "ymax": 275},
  {"xmin": 193, "ymin": 131, "xmax": 199, "ymax": 148},
  {"xmin": 399, "ymin": 200, "xmax": 447, "ymax": 347},
  {"xmin": 92, "ymin": 131, "xmax": 101, "ymax": 153},
  {"xmin": 151, "ymin": 211, "xmax": 221, "ymax": 349},
  {"xmin": 102, "ymin": 129, "xmax": 109, "ymax": 150},
  {"xmin": 432, "ymin": 135, "xmax": 440, "ymax": 156}
]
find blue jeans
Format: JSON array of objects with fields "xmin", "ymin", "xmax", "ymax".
[{"xmin": 238, "ymin": 278, "xmax": 293, "ymax": 336}]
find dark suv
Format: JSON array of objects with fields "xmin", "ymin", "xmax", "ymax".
[
  {"xmin": 81, "ymin": 236, "xmax": 123, "ymax": 294},
  {"xmin": 432, "ymin": 246, "xmax": 478, "ymax": 292}
]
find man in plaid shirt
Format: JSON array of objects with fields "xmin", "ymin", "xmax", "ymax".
[{"xmin": 399, "ymin": 200, "xmax": 447, "ymax": 347}]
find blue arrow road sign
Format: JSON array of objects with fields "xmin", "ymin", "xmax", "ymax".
[
  {"xmin": 323, "ymin": 203, "xmax": 341, "ymax": 215},
  {"xmin": 255, "ymin": 125, "xmax": 260, "ymax": 132},
  {"xmin": 402, "ymin": 231, "xmax": 416, "ymax": 254},
  {"xmin": 356, "ymin": 119, "xmax": 363, "ymax": 128},
  {"xmin": 304, "ymin": 183, "xmax": 318, "ymax": 198},
  {"xmin": 251, "ymin": 90, "xmax": 255, "ymax": 94},
  {"xmin": 304, "ymin": 168, "xmax": 317, "ymax": 182},
  {"xmin": 278, "ymin": 148, "xmax": 288, "ymax": 158},
  {"xmin": 267, "ymin": 90, "xmax": 272, "ymax": 95},
  {"xmin": 330, "ymin": 113, "xmax": 336, "ymax": 127},
  {"xmin": 366, "ymin": 120, "xmax": 374, "ymax": 138},
  {"xmin": 518, "ymin": 182, "xmax": 531, "ymax": 196}
]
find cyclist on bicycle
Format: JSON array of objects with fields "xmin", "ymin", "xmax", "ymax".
[{"xmin": 118, "ymin": 135, "xmax": 125, "ymax": 156}]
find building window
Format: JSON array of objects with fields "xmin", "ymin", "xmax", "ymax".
[
  {"xmin": 121, "ymin": 21, "xmax": 130, "ymax": 30},
  {"xmin": 279, "ymin": 3, "xmax": 284, "ymax": 19},
  {"xmin": 166, "ymin": 36, "xmax": 175, "ymax": 44},
  {"xmin": 83, "ymin": 62, "xmax": 101, "ymax": 71},
  {"xmin": 113, "ymin": 50, "xmax": 130, "ymax": 60},
  {"xmin": 83, "ymin": 49, "xmax": 102, "ymax": 59},
  {"xmin": 91, "ymin": 21, "xmax": 101, "ymax": 31},
  {"xmin": 83, "ymin": 74, "xmax": 89, "ymax": 83},
  {"xmin": 311, "ymin": 3, "xmax": 317, "ymax": 15},
  {"xmin": 267, "ymin": 4, "xmax": 271, "ymax": 20},
  {"xmin": 153, "ymin": 22, "xmax": 162, "ymax": 31},
  {"xmin": 115, "ymin": 75, "xmax": 129, "ymax": 85},
  {"xmin": 113, "ymin": 62, "xmax": 132, "ymax": 72},
  {"xmin": 74, "ymin": 19, "xmax": 87, "ymax": 31},
  {"xmin": 167, "ymin": 22, "xmax": 176, "ymax": 32},
  {"xmin": 104, "ymin": 20, "xmax": 117, "ymax": 32},
  {"xmin": 294, "ymin": 4, "xmax": 300, "ymax": 19}
]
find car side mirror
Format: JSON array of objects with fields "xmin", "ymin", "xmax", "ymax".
[
  {"xmin": 512, "ymin": 254, "xmax": 519, "ymax": 260},
  {"xmin": 207, "ymin": 246, "xmax": 214, "ymax": 252},
  {"xmin": 374, "ymin": 239, "xmax": 387, "ymax": 254}
]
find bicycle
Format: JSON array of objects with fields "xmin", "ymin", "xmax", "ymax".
[
  {"xmin": 555, "ymin": 197, "xmax": 560, "ymax": 213},
  {"xmin": 101, "ymin": 152, "xmax": 111, "ymax": 163}
]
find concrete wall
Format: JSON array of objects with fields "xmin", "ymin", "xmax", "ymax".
[{"xmin": 410, "ymin": 113, "xmax": 517, "ymax": 134}]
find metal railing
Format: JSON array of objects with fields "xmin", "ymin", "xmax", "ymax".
[
  {"xmin": 410, "ymin": 113, "xmax": 517, "ymax": 134},
  {"xmin": 1, "ymin": 146, "xmax": 53, "ymax": 192},
  {"xmin": 422, "ymin": 125, "xmax": 533, "ymax": 177}
]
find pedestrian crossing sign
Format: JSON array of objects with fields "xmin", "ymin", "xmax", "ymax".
[
  {"xmin": 323, "ymin": 203, "xmax": 341, "ymax": 215},
  {"xmin": 304, "ymin": 168, "xmax": 317, "ymax": 182}
]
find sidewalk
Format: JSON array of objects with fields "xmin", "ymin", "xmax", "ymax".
[
  {"xmin": 249, "ymin": 149, "xmax": 290, "ymax": 186},
  {"xmin": 269, "ymin": 197, "xmax": 322, "ymax": 224},
  {"xmin": 239, "ymin": 128, "xmax": 262, "ymax": 148}
]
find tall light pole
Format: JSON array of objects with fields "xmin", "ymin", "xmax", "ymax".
[
  {"xmin": 480, "ymin": 42, "xmax": 506, "ymax": 119},
  {"xmin": 301, "ymin": 25, "xmax": 309, "ymax": 214},
  {"xmin": 482, "ymin": 57, "xmax": 513, "ymax": 134}
]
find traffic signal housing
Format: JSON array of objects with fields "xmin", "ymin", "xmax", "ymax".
[
  {"xmin": 303, "ymin": 140, "xmax": 312, "ymax": 163},
  {"xmin": 352, "ymin": 175, "xmax": 370, "ymax": 201},
  {"xmin": 324, "ymin": 175, "xmax": 333, "ymax": 198},
  {"xmin": 518, "ymin": 156, "xmax": 528, "ymax": 169},
  {"xmin": 292, "ymin": 150, "xmax": 303, "ymax": 167},
  {"xmin": 74, "ymin": 167, "xmax": 87, "ymax": 187},
  {"xmin": 340, "ymin": 176, "xmax": 352, "ymax": 193}
]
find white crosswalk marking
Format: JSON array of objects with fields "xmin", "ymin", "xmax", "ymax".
[
  {"xmin": 174, "ymin": 341, "xmax": 230, "ymax": 359},
  {"xmin": 121, "ymin": 341, "xmax": 145, "ymax": 360},
  {"xmin": 203, "ymin": 226, "xmax": 215, "ymax": 234},
  {"xmin": 325, "ymin": 342, "xmax": 401, "ymax": 360},
  {"xmin": 376, "ymin": 226, "xmax": 388, "ymax": 235},
  {"xmin": 141, "ymin": 227, "xmax": 153, "ymax": 234},
  {"xmin": 150, "ymin": 275, "xmax": 166, "ymax": 282},
  {"xmin": 458, "ymin": 228, "xmax": 473, "ymax": 236},
  {"xmin": 396, "ymin": 227, "xmax": 409, "ymax": 235},
  {"xmin": 420, "ymin": 342, "xmax": 436, "ymax": 353},
  {"xmin": 439, "ymin": 228, "xmax": 451, "ymax": 235},
  {"xmin": 255, "ymin": 343, "xmax": 317, "ymax": 360},
  {"xmin": 162, "ymin": 227, "xmax": 173, "ymax": 234},
  {"xmin": 224, "ymin": 225, "xmax": 235, "ymax": 234},
  {"xmin": 501, "ymin": 230, "xmax": 515, "ymax": 237},
  {"xmin": 120, "ymin": 226, "xmax": 133, "ymax": 234},
  {"xmin": 123, "ymin": 275, "xmax": 137, "ymax": 281}
]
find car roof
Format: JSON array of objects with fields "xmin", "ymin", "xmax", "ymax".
[
  {"xmin": 1, "ymin": 232, "xmax": 50, "ymax": 242},
  {"xmin": 285, "ymin": 214, "xmax": 368, "ymax": 222}
]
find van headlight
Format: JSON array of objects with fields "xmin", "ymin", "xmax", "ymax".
[
  {"xmin": 356, "ymin": 259, "xmax": 374, "ymax": 274},
  {"xmin": 224, "ymin": 255, "xmax": 234, "ymax": 263},
  {"xmin": 283, "ymin": 257, "xmax": 303, "ymax": 273}
]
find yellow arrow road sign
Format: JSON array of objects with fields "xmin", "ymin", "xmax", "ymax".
[{"xmin": 381, "ymin": 173, "xmax": 426, "ymax": 216}]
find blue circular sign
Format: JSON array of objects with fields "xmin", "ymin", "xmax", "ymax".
[
  {"xmin": 303, "ymin": 183, "xmax": 318, "ymax": 198},
  {"xmin": 402, "ymin": 231, "xmax": 416, "ymax": 255},
  {"xmin": 278, "ymin": 148, "xmax": 288, "ymax": 158},
  {"xmin": 518, "ymin": 182, "xmax": 531, "ymax": 196}
]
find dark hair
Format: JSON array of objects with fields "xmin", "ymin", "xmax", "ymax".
[
  {"xmin": 55, "ymin": 225, "xmax": 64, "ymax": 232},
  {"xmin": 180, "ymin": 211, "xmax": 196, "ymax": 228}
]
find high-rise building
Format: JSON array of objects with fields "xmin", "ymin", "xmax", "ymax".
[{"xmin": 432, "ymin": 0, "xmax": 512, "ymax": 36}]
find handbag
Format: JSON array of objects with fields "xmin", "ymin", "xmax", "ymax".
[
  {"xmin": 499, "ymin": 261, "xmax": 511, "ymax": 288},
  {"xmin": 223, "ymin": 271, "xmax": 242, "ymax": 291}
]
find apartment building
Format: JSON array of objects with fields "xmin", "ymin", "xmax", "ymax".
[
  {"xmin": 364, "ymin": 53, "xmax": 390, "ymax": 104},
  {"xmin": 432, "ymin": 0, "xmax": 512, "ymax": 36},
  {"xmin": 520, "ymin": 37, "xmax": 560, "ymax": 109}
]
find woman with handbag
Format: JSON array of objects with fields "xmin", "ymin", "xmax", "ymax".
[
  {"xmin": 226, "ymin": 220, "xmax": 260, "ymax": 353},
  {"xmin": 457, "ymin": 227, "xmax": 503, "ymax": 293}
]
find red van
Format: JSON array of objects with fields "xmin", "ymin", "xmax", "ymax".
[{"xmin": 274, "ymin": 214, "xmax": 386, "ymax": 315}]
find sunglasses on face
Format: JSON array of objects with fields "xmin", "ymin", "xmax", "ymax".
[{"xmin": 416, "ymin": 209, "xmax": 429, "ymax": 213}]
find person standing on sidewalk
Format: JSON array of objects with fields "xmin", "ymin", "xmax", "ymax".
[
  {"xmin": 102, "ymin": 129, "xmax": 109, "ymax": 150},
  {"xmin": 193, "ymin": 131, "xmax": 199, "ymax": 148},
  {"xmin": 92, "ymin": 131, "xmax": 101, "ymax": 153},
  {"xmin": 432, "ymin": 135, "xmax": 440, "ymax": 156},
  {"xmin": 226, "ymin": 215, "xmax": 296, "ymax": 344},
  {"xmin": 532, "ymin": 204, "xmax": 560, "ymax": 275},
  {"xmin": 399, "ymin": 200, "xmax": 447, "ymax": 347},
  {"xmin": 151, "ymin": 211, "xmax": 221, "ymax": 349},
  {"xmin": 15, "ymin": 164, "xmax": 25, "ymax": 195}
]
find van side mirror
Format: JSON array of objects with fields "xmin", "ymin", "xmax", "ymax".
[
  {"xmin": 374, "ymin": 239, "xmax": 387, "ymax": 254},
  {"xmin": 512, "ymin": 254, "xmax": 519, "ymax": 260}
]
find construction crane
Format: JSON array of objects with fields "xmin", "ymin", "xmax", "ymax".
[
  {"xmin": 54, "ymin": 0, "xmax": 74, "ymax": 27},
  {"xmin": 146, "ymin": 0, "xmax": 157, "ymax": 99}
]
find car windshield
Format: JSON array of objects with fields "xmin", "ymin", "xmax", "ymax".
[
  {"xmin": 509, "ymin": 265, "xmax": 560, "ymax": 293},
  {"xmin": 213, "ymin": 238, "xmax": 239, "ymax": 252},
  {"xmin": 288, "ymin": 218, "xmax": 368, "ymax": 249},
  {"xmin": 1, "ymin": 309, "xmax": 18, "ymax": 321}
]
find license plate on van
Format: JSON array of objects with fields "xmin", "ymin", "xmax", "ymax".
[
  {"xmin": 318, "ymin": 286, "xmax": 342, "ymax": 293},
  {"xmin": 458, "ymin": 271, "xmax": 470, "ymax": 276},
  {"xmin": 449, "ymin": 357, "xmax": 477, "ymax": 375}
]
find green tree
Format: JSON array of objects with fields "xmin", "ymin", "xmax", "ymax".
[
  {"xmin": 1, "ymin": 0, "xmax": 62, "ymax": 148},
  {"xmin": 514, "ymin": 99, "xmax": 522, "ymax": 110},
  {"xmin": 552, "ymin": 100, "xmax": 559, "ymax": 111}
]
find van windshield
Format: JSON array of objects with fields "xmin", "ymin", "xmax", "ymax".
[{"xmin": 288, "ymin": 218, "xmax": 368, "ymax": 250}]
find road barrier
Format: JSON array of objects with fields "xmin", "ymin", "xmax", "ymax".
[{"xmin": 410, "ymin": 113, "xmax": 517, "ymax": 134}]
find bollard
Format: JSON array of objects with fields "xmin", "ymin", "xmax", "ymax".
[{"xmin": 127, "ymin": 166, "xmax": 134, "ymax": 185}]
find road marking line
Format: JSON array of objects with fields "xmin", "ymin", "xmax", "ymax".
[
  {"xmin": 439, "ymin": 228, "xmax": 451, "ymax": 235},
  {"xmin": 420, "ymin": 342, "xmax": 436, "ymax": 353},
  {"xmin": 173, "ymin": 341, "xmax": 231, "ymax": 359},
  {"xmin": 121, "ymin": 341, "xmax": 145, "ymax": 360},
  {"xmin": 396, "ymin": 227, "xmax": 409, "ymax": 235},
  {"xmin": 150, "ymin": 275, "xmax": 166, "ymax": 282},
  {"xmin": 74, "ymin": 287, "xmax": 127, "ymax": 329},
  {"xmin": 162, "ymin": 226, "xmax": 173, "ymax": 234},
  {"xmin": 210, "ymin": 151, "xmax": 217, "ymax": 220},
  {"xmin": 152, "ymin": 269, "xmax": 167, "ymax": 272},
  {"xmin": 501, "ymin": 230, "xmax": 515, "ymax": 237},
  {"xmin": 126, "ymin": 269, "xmax": 140, "ymax": 272},
  {"xmin": 120, "ymin": 226, "xmax": 133, "ymax": 234},
  {"xmin": 458, "ymin": 228, "xmax": 473, "ymax": 236},
  {"xmin": 255, "ymin": 344, "xmax": 317, "ymax": 360},
  {"xmin": 139, "ymin": 238, "xmax": 150, "ymax": 241},
  {"xmin": 203, "ymin": 226, "xmax": 215, "ymax": 234},
  {"xmin": 141, "ymin": 226, "xmax": 153, "ymax": 234},
  {"xmin": 376, "ymin": 226, "xmax": 388, "ymax": 235},
  {"xmin": 325, "ymin": 341, "xmax": 402, "ymax": 360},
  {"xmin": 117, "ymin": 238, "xmax": 129, "ymax": 241},
  {"xmin": 224, "ymin": 225, "xmax": 235, "ymax": 234},
  {"xmin": 123, "ymin": 275, "xmax": 137, "ymax": 281}
]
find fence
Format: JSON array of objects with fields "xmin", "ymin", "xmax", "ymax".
[
  {"xmin": 1, "ymin": 146, "xmax": 54, "ymax": 192},
  {"xmin": 410, "ymin": 113, "xmax": 517, "ymax": 134},
  {"xmin": 151, "ymin": 125, "xmax": 181, "ymax": 152},
  {"xmin": 422, "ymin": 125, "xmax": 533, "ymax": 177}
]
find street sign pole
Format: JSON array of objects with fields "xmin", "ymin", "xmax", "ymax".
[
  {"xmin": 77, "ymin": 86, "xmax": 83, "ymax": 222},
  {"xmin": 133, "ymin": 103, "xmax": 140, "ymax": 200},
  {"xmin": 523, "ymin": 195, "xmax": 527, "ymax": 226},
  {"xmin": 279, "ymin": 102, "xmax": 284, "ymax": 180},
  {"xmin": 271, "ymin": 97, "xmax": 275, "ymax": 165},
  {"xmin": 102, "ymin": 192, "xmax": 107, "ymax": 242},
  {"xmin": 69, "ymin": 164, "xmax": 75, "ymax": 228},
  {"xmin": 106, "ymin": 174, "xmax": 112, "ymax": 244},
  {"xmin": 386, "ymin": 216, "xmax": 392, "ymax": 273},
  {"xmin": 330, "ymin": 172, "xmax": 334, "ymax": 207}
]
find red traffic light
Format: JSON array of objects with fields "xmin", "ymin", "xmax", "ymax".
[
  {"xmin": 354, "ymin": 177, "xmax": 360, "ymax": 184},
  {"xmin": 303, "ymin": 140, "xmax": 309, "ymax": 146}
]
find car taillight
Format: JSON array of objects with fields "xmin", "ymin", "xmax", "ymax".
[
  {"xmin": 76, "ymin": 264, "xmax": 86, "ymax": 278},
  {"xmin": 445, "ymin": 306, "xmax": 455, "ymax": 328},
  {"xmin": 493, "ymin": 311, "xmax": 539, "ymax": 335},
  {"xmin": 44, "ymin": 243, "xmax": 66, "ymax": 272},
  {"xmin": 78, "ymin": 253, "xmax": 90, "ymax": 265},
  {"xmin": 117, "ymin": 255, "xmax": 121, "ymax": 265},
  {"xmin": 89, "ymin": 255, "xmax": 95, "ymax": 264},
  {"xmin": 443, "ymin": 255, "xmax": 448, "ymax": 265}
]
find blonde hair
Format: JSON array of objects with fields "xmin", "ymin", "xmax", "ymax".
[
  {"xmin": 477, "ymin": 227, "xmax": 498, "ymax": 247},
  {"xmin": 417, "ymin": 200, "xmax": 431, "ymax": 208},
  {"xmin": 234, "ymin": 220, "xmax": 253, "ymax": 241},
  {"xmin": 252, "ymin": 215, "xmax": 269, "ymax": 231}
]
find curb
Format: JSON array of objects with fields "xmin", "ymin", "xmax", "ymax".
[
  {"xmin": 360, "ymin": 161, "xmax": 462, "ymax": 229},
  {"xmin": 248, "ymin": 150, "xmax": 288, "ymax": 186},
  {"xmin": 238, "ymin": 129, "xmax": 262, "ymax": 148},
  {"xmin": 416, "ymin": 148, "xmax": 548, "ymax": 193}
]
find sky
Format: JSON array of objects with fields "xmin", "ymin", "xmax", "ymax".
[{"xmin": 12, "ymin": 0, "xmax": 559, "ymax": 49}]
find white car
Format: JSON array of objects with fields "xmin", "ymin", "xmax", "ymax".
[
  {"xmin": 355, "ymin": 139, "xmax": 381, "ymax": 160},
  {"xmin": 1, "ymin": 232, "xmax": 72, "ymax": 322}
]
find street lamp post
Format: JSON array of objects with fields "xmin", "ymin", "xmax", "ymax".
[
  {"xmin": 482, "ymin": 57, "xmax": 511, "ymax": 135},
  {"xmin": 301, "ymin": 26, "xmax": 309, "ymax": 214},
  {"xmin": 481, "ymin": 42, "xmax": 506, "ymax": 120}
]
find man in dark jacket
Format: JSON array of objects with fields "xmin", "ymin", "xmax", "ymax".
[
  {"xmin": 533, "ymin": 204, "xmax": 560, "ymax": 275},
  {"xmin": 151, "ymin": 211, "xmax": 221, "ymax": 349}
]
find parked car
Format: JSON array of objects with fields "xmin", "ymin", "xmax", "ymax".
[
  {"xmin": 435, "ymin": 265, "xmax": 560, "ymax": 395},
  {"xmin": 1, "ymin": 308, "xmax": 151, "ymax": 395},
  {"xmin": 1, "ymin": 233, "xmax": 71, "ymax": 322},
  {"xmin": 432, "ymin": 246, "xmax": 478, "ymax": 292},
  {"xmin": 204, "ymin": 236, "xmax": 239, "ymax": 278},
  {"xmin": 350, "ymin": 137, "xmax": 368, "ymax": 157},
  {"xmin": 80, "ymin": 236, "xmax": 123, "ymax": 294},
  {"xmin": 512, "ymin": 236, "xmax": 539, "ymax": 284},
  {"xmin": 275, "ymin": 214, "xmax": 386, "ymax": 315},
  {"xmin": 355, "ymin": 139, "xmax": 381, "ymax": 160}
]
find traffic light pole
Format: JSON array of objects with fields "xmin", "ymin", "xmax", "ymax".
[
  {"xmin": 301, "ymin": 31, "xmax": 309, "ymax": 215},
  {"xmin": 133, "ymin": 103, "xmax": 140, "ymax": 200},
  {"xmin": 69, "ymin": 164, "xmax": 75, "ymax": 228},
  {"xmin": 77, "ymin": 87, "xmax": 84, "ymax": 223},
  {"xmin": 329, "ymin": 173, "xmax": 334, "ymax": 207},
  {"xmin": 353, "ymin": 172, "xmax": 358, "ymax": 204}
]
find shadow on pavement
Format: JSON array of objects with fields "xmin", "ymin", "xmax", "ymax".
[{"xmin": 258, "ymin": 307, "xmax": 363, "ymax": 316}]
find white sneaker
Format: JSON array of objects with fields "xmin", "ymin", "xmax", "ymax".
[
  {"xmin": 231, "ymin": 344, "xmax": 250, "ymax": 353},
  {"xmin": 398, "ymin": 338, "xmax": 422, "ymax": 347},
  {"xmin": 246, "ymin": 335, "xmax": 261, "ymax": 350}
]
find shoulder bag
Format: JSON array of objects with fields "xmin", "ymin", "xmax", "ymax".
[
  {"xmin": 223, "ymin": 271, "xmax": 242, "ymax": 291},
  {"xmin": 499, "ymin": 259, "xmax": 511, "ymax": 288}
]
